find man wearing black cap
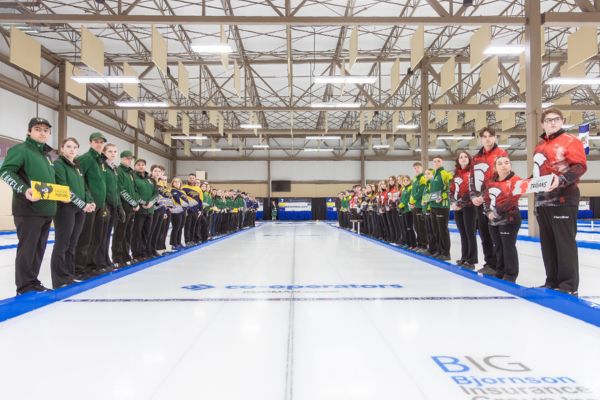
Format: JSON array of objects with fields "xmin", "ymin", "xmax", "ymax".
[
  {"xmin": 75, "ymin": 132, "xmax": 108, "ymax": 278},
  {"xmin": 0, "ymin": 117, "xmax": 57, "ymax": 294},
  {"xmin": 113, "ymin": 150, "xmax": 139, "ymax": 266}
]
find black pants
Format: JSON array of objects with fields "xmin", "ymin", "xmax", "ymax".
[
  {"xmin": 170, "ymin": 212, "xmax": 186, "ymax": 247},
  {"xmin": 159, "ymin": 213, "xmax": 170, "ymax": 250},
  {"xmin": 413, "ymin": 208, "xmax": 427, "ymax": 248},
  {"xmin": 98, "ymin": 204, "xmax": 115, "ymax": 268},
  {"xmin": 14, "ymin": 215, "xmax": 52, "ymax": 293},
  {"xmin": 184, "ymin": 209, "xmax": 199, "ymax": 243},
  {"xmin": 51, "ymin": 204, "xmax": 85, "ymax": 288},
  {"xmin": 455, "ymin": 206, "xmax": 478, "ymax": 264},
  {"xmin": 150, "ymin": 208, "xmax": 167, "ymax": 253},
  {"xmin": 403, "ymin": 212, "xmax": 417, "ymax": 248},
  {"xmin": 425, "ymin": 212, "xmax": 436, "ymax": 253},
  {"xmin": 536, "ymin": 206, "xmax": 579, "ymax": 292},
  {"xmin": 398, "ymin": 212, "xmax": 407, "ymax": 244},
  {"xmin": 431, "ymin": 208, "xmax": 450, "ymax": 257},
  {"xmin": 75, "ymin": 207, "xmax": 108, "ymax": 273},
  {"xmin": 489, "ymin": 222, "xmax": 521, "ymax": 282},
  {"xmin": 199, "ymin": 211, "xmax": 209, "ymax": 241},
  {"xmin": 132, "ymin": 213, "xmax": 152, "ymax": 258},
  {"xmin": 385, "ymin": 210, "xmax": 398, "ymax": 242},
  {"xmin": 112, "ymin": 210, "xmax": 134, "ymax": 263},
  {"xmin": 476, "ymin": 204, "xmax": 496, "ymax": 268}
]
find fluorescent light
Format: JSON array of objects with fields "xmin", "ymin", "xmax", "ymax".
[
  {"xmin": 546, "ymin": 77, "xmax": 600, "ymax": 85},
  {"xmin": 484, "ymin": 44, "xmax": 525, "ymax": 55},
  {"xmin": 171, "ymin": 135, "xmax": 207, "ymax": 140},
  {"xmin": 72, "ymin": 76, "xmax": 139, "ymax": 84},
  {"xmin": 414, "ymin": 148, "xmax": 446, "ymax": 152},
  {"xmin": 191, "ymin": 148, "xmax": 222, "ymax": 152},
  {"xmin": 437, "ymin": 136, "xmax": 474, "ymax": 140},
  {"xmin": 310, "ymin": 102, "xmax": 362, "ymax": 109},
  {"xmin": 589, "ymin": 136, "xmax": 600, "ymax": 140},
  {"xmin": 253, "ymin": 144, "xmax": 269, "ymax": 149},
  {"xmin": 240, "ymin": 124, "xmax": 262, "ymax": 129},
  {"xmin": 303, "ymin": 148, "xmax": 335, "ymax": 152},
  {"xmin": 396, "ymin": 124, "xmax": 419, "ymax": 129},
  {"xmin": 498, "ymin": 144, "xmax": 511, "ymax": 148},
  {"xmin": 115, "ymin": 101, "xmax": 170, "ymax": 108},
  {"xmin": 373, "ymin": 144, "xmax": 390, "ymax": 149},
  {"xmin": 191, "ymin": 44, "xmax": 233, "ymax": 53},
  {"xmin": 562, "ymin": 124, "xmax": 575, "ymax": 130},
  {"xmin": 314, "ymin": 76, "xmax": 377, "ymax": 84},
  {"xmin": 305, "ymin": 136, "xmax": 341, "ymax": 140},
  {"xmin": 498, "ymin": 102, "xmax": 553, "ymax": 109}
]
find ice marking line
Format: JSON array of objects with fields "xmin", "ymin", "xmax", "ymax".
[
  {"xmin": 0, "ymin": 225, "xmax": 261, "ymax": 323},
  {"xmin": 330, "ymin": 224, "xmax": 600, "ymax": 328},
  {"xmin": 63, "ymin": 296, "xmax": 518, "ymax": 303},
  {"xmin": 284, "ymin": 225, "xmax": 297, "ymax": 400}
]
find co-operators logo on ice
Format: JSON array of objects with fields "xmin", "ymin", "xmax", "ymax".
[{"xmin": 182, "ymin": 283, "xmax": 403, "ymax": 291}]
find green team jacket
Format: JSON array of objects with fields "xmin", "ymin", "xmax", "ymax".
[
  {"xmin": 102, "ymin": 159, "xmax": 121, "ymax": 208},
  {"xmin": 215, "ymin": 197, "xmax": 226, "ymax": 210},
  {"xmin": 134, "ymin": 171, "xmax": 159, "ymax": 215},
  {"xmin": 428, "ymin": 167, "xmax": 453, "ymax": 209},
  {"xmin": 421, "ymin": 180, "xmax": 432, "ymax": 212},
  {"xmin": 202, "ymin": 191, "xmax": 213, "ymax": 209},
  {"xmin": 77, "ymin": 148, "xmax": 107, "ymax": 209},
  {"xmin": 225, "ymin": 198, "xmax": 234, "ymax": 210},
  {"xmin": 398, "ymin": 184, "xmax": 412, "ymax": 214},
  {"xmin": 117, "ymin": 164, "xmax": 139, "ymax": 211},
  {"xmin": 233, "ymin": 196, "xmax": 244, "ymax": 210},
  {"xmin": 53, "ymin": 156, "xmax": 90, "ymax": 210},
  {"xmin": 0, "ymin": 136, "xmax": 57, "ymax": 217},
  {"xmin": 409, "ymin": 173, "xmax": 425, "ymax": 209}
]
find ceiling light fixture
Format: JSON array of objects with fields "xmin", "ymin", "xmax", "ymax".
[
  {"xmin": 72, "ymin": 76, "xmax": 140, "ymax": 84},
  {"xmin": 310, "ymin": 102, "xmax": 362, "ymax": 109},
  {"xmin": 114, "ymin": 101, "xmax": 169, "ymax": 108},
  {"xmin": 191, "ymin": 148, "xmax": 222, "ymax": 152},
  {"xmin": 546, "ymin": 77, "xmax": 600, "ymax": 85},
  {"xmin": 191, "ymin": 44, "xmax": 233, "ymax": 53},
  {"xmin": 303, "ymin": 148, "xmax": 335, "ymax": 152},
  {"xmin": 240, "ymin": 124, "xmax": 262, "ymax": 129},
  {"xmin": 396, "ymin": 124, "xmax": 419, "ymax": 129},
  {"xmin": 171, "ymin": 135, "xmax": 208, "ymax": 140},
  {"xmin": 252, "ymin": 144, "xmax": 269, "ymax": 149},
  {"xmin": 498, "ymin": 102, "xmax": 553, "ymax": 109},
  {"xmin": 314, "ymin": 76, "xmax": 377, "ymax": 84},
  {"xmin": 414, "ymin": 148, "xmax": 446, "ymax": 152},
  {"xmin": 483, "ymin": 44, "xmax": 525, "ymax": 55},
  {"xmin": 305, "ymin": 136, "xmax": 342, "ymax": 140},
  {"xmin": 373, "ymin": 144, "xmax": 390, "ymax": 149}
]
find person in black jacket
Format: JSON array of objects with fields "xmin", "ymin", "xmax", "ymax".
[
  {"xmin": 0, "ymin": 117, "xmax": 57, "ymax": 295},
  {"xmin": 100, "ymin": 143, "xmax": 125, "ymax": 270},
  {"xmin": 50, "ymin": 137, "xmax": 96, "ymax": 288},
  {"xmin": 112, "ymin": 151, "xmax": 139, "ymax": 266}
]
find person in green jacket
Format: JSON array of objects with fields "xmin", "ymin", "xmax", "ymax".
[
  {"xmin": 420, "ymin": 168, "xmax": 435, "ymax": 256},
  {"xmin": 132, "ymin": 159, "xmax": 159, "ymax": 259},
  {"xmin": 50, "ymin": 137, "xmax": 95, "ymax": 288},
  {"xmin": 409, "ymin": 162, "xmax": 428, "ymax": 251},
  {"xmin": 428, "ymin": 156, "xmax": 454, "ymax": 260},
  {"xmin": 75, "ymin": 132, "xmax": 109, "ymax": 278},
  {"xmin": 398, "ymin": 175, "xmax": 417, "ymax": 249},
  {"xmin": 233, "ymin": 190, "xmax": 245, "ymax": 230},
  {"xmin": 0, "ymin": 117, "xmax": 57, "ymax": 295},
  {"xmin": 99, "ymin": 143, "xmax": 125, "ymax": 270},
  {"xmin": 112, "ymin": 150, "xmax": 140, "ymax": 266},
  {"xmin": 201, "ymin": 182, "xmax": 215, "ymax": 238}
]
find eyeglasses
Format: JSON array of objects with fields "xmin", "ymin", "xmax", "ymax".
[{"xmin": 543, "ymin": 117, "xmax": 563, "ymax": 124}]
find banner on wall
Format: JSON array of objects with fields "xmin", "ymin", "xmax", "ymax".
[
  {"xmin": 0, "ymin": 135, "xmax": 22, "ymax": 167},
  {"xmin": 277, "ymin": 198, "xmax": 311, "ymax": 220}
]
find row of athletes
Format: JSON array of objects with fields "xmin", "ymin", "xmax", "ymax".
[
  {"xmin": 0, "ymin": 119, "xmax": 258, "ymax": 295},
  {"xmin": 337, "ymin": 107, "xmax": 587, "ymax": 296}
]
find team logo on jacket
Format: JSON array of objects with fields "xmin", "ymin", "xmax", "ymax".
[
  {"xmin": 533, "ymin": 153, "xmax": 547, "ymax": 177},
  {"xmin": 473, "ymin": 163, "xmax": 489, "ymax": 192},
  {"xmin": 488, "ymin": 187, "xmax": 502, "ymax": 210},
  {"xmin": 453, "ymin": 177, "xmax": 463, "ymax": 201}
]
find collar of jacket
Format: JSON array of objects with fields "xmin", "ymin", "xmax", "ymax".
[
  {"xmin": 493, "ymin": 171, "xmax": 515, "ymax": 182},
  {"xmin": 540, "ymin": 128, "xmax": 565, "ymax": 141},
  {"xmin": 87, "ymin": 147, "xmax": 103, "ymax": 163},
  {"xmin": 135, "ymin": 170, "xmax": 149, "ymax": 179},
  {"xmin": 477, "ymin": 143, "xmax": 499, "ymax": 156},
  {"xmin": 119, "ymin": 163, "xmax": 134, "ymax": 172},
  {"xmin": 26, "ymin": 136, "xmax": 53, "ymax": 154},
  {"xmin": 59, "ymin": 154, "xmax": 79, "ymax": 167}
]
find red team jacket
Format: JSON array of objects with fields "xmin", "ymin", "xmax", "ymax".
[
  {"xmin": 469, "ymin": 144, "xmax": 509, "ymax": 199},
  {"xmin": 483, "ymin": 172, "xmax": 522, "ymax": 226},
  {"xmin": 450, "ymin": 167, "xmax": 473, "ymax": 208},
  {"xmin": 378, "ymin": 190, "xmax": 388, "ymax": 212},
  {"xmin": 533, "ymin": 129, "xmax": 587, "ymax": 207},
  {"xmin": 387, "ymin": 187, "xmax": 399, "ymax": 209}
]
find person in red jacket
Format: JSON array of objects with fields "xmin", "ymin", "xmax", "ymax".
[
  {"xmin": 535, "ymin": 108, "xmax": 587, "ymax": 296},
  {"xmin": 483, "ymin": 156, "xmax": 523, "ymax": 282},
  {"xmin": 451, "ymin": 151, "xmax": 477, "ymax": 269},
  {"xmin": 386, "ymin": 176, "xmax": 400, "ymax": 243},
  {"xmin": 470, "ymin": 127, "xmax": 508, "ymax": 275}
]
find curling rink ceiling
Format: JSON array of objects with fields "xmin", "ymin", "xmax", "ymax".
[{"xmin": 0, "ymin": 221, "xmax": 600, "ymax": 400}]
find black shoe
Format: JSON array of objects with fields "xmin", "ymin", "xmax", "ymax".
[
  {"xmin": 438, "ymin": 254, "xmax": 451, "ymax": 261},
  {"xmin": 536, "ymin": 284, "xmax": 555, "ymax": 289},
  {"xmin": 429, "ymin": 251, "xmax": 440, "ymax": 258},
  {"xmin": 17, "ymin": 284, "xmax": 50, "ymax": 295},
  {"xmin": 477, "ymin": 266, "xmax": 497, "ymax": 276},
  {"xmin": 462, "ymin": 262, "xmax": 476, "ymax": 270},
  {"xmin": 556, "ymin": 288, "xmax": 579, "ymax": 297},
  {"xmin": 456, "ymin": 259, "xmax": 465, "ymax": 265}
]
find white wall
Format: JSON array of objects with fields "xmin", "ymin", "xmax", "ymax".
[
  {"xmin": 138, "ymin": 147, "xmax": 171, "ymax": 176},
  {"xmin": 0, "ymin": 88, "xmax": 57, "ymax": 145},
  {"xmin": 270, "ymin": 160, "xmax": 360, "ymax": 181},
  {"xmin": 67, "ymin": 117, "xmax": 133, "ymax": 156},
  {"xmin": 176, "ymin": 160, "xmax": 268, "ymax": 181}
]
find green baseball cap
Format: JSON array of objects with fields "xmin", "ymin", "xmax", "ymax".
[
  {"xmin": 89, "ymin": 132, "xmax": 107, "ymax": 142},
  {"xmin": 120, "ymin": 150, "xmax": 135, "ymax": 158}
]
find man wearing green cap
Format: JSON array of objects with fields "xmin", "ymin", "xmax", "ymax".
[
  {"xmin": 75, "ymin": 132, "xmax": 108, "ymax": 278},
  {"xmin": 113, "ymin": 150, "xmax": 140, "ymax": 266},
  {"xmin": 0, "ymin": 117, "xmax": 56, "ymax": 294}
]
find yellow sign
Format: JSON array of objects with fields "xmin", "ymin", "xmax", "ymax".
[{"xmin": 31, "ymin": 181, "xmax": 70, "ymax": 202}]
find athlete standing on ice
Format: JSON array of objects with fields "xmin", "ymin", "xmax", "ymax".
[{"xmin": 534, "ymin": 108, "xmax": 587, "ymax": 296}]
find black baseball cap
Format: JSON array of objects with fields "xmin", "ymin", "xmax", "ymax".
[{"xmin": 28, "ymin": 117, "xmax": 52, "ymax": 130}]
